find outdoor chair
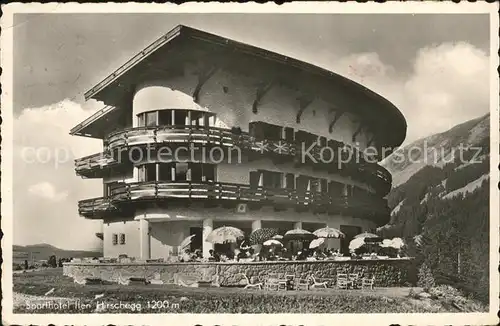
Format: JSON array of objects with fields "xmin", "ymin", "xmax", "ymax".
[
  {"xmin": 348, "ymin": 273, "xmax": 361, "ymax": 289},
  {"xmin": 336, "ymin": 273, "xmax": 352, "ymax": 290},
  {"xmin": 285, "ymin": 274, "xmax": 296, "ymax": 290},
  {"xmin": 309, "ymin": 275, "xmax": 328, "ymax": 289},
  {"xmin": 295, "ymin": 277, "xmax": 310, "ymax": 290},
  {"xmin": 240, "ymin": 274, "xmax": 263, "ymax": 290},
  {"xmin": 264, "ymin": 277, "xmax": 280, "ymax": 291},
  {"xmin": 361, "ymin": 276, "xmax": 375, "ymax": 290}
]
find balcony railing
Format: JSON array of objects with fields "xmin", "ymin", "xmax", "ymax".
[
  {"xmin": 78, "ymin": 197, "xmax": 118, "ymax": 218},
  {"xmin": 75, "ymin": 125, "xmax": 392, "ymax": 193},
  {"xmin": 78, "ymin": 181, "xmax": 389, "ymax": 224},
  {"xmin": 74, "ymin": 152, "xmax": 117, "ymax": 171}
]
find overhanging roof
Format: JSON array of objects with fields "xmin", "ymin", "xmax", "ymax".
[
  {"xmin": 83, "ymin": 24, "xmax": 407, "ymax": 148},
  {"xmin": 70, "ymin": 105, "xmax": 121, "ymax": 138}
]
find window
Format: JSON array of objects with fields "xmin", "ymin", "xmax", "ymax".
[
  {"xmin": 328, "ymin": 181, "xmax": 343, "ymax": 195},
  {"xmin": 174, "ymin": 110, "xmax": 188, "ymax": 126},
  {"xmin": 146, "ymin": 111, "xmax": 158, "ymax": 127},
  {"xmin": 249, "ymin": 122, "xmax": 282, "ymax": 141},
  {"xmin": 249, "ymin": 171, "xmax": 261, "ymax": 189},
  {"xmin": 112, "ymin": 234, "xmax": 118, "ymax": 245},
  {"xmin": 261, "ymin": 170, "xmax": 283, "ymax": 189},
  {"xmin": 119, "ymin": 233, "xmax": 126, "ymax": 245},
  {"xmin": 284, "ymin": 127, "xmax": 294, "ymax": 141},
  {"xmin": 285, "ymin": 173, "xmax": 295, "ymax": 189},
  {"xmin": 175, "ymin": 162, "xmax": 189, "ymax": 181},
  {"xmin": 159, "ymin": 110, "xmax": 173, "ymax": 126},
  {"xmin": 319, "ymin": 179, "xmax": 328, "ymax": 192},
  {"xmin": 202, "ymin": 164, "xmax": 215, "ymax": 182},
  {"xmin": 158, "ymin": 163, "xmax": 174, "ymax": 181},
  {"xmin": 137, "ymin": 114, "xmax": 146, "ymax": 127},
  {"xmin": 145, "ymin": 164, "xmax": 157, "ymax": 182}
]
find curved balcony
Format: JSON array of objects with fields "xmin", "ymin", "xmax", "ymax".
[
  {"xmin": 75, "ymin": 125, "xmax": 392, "ymax": 194},
  {"xmin": 78, "ymin": 181, "xmax": 390, "ymax": 225},
  {"xmin": 75, "ymin": 152, "xmax": 119, "ymax": 178},
  {"xmin": 78, "ymin": 197, "xmax": 118, "ymax": 219}
]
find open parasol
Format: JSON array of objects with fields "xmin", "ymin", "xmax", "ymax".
[
  {"xmin": 380, "ymin": 237, "xmax": 405, "ymax": 249},
  {"xmin": 354, "ymin": 232, "xmax": 382, "ymax": 243},
  {"xmin": 313, "ymin": 227, "xmax": 345, "ymax": 239},
  {"xmin": 349, "ymin": 237, "xmax": 365, "ymax": 251},
  {"xmin": 309, "ymin": 238, "xmax": 325, "ymax": 249},
  {"xmin": 249, "ymin": 228, "xmax": 280, "ymax": 245},
  {"xmin": 179, "ymin": 234, "xmax": 196, "ymax": 249},
  {"xmin": 283, "ymin": 228, "xmax": 317, "ymax": 241},
  {"xmin": 206, "ymin": 226, "xmax": 245, "ymax": 244},
  {"xmin": 263, "ymin": 239, "xmax": 283, "ymax": 247},
  {"xmin": 272, "ymin": 234, "xmax": 284, "ymax": 240}
]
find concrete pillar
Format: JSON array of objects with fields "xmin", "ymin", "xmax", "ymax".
[
  {"xmin": 203, "ymin": 218, "xmax": 214, "ymax": 258},
  {"xmin": 252, "ymin": 220, "xmax": 262, "ymax": 232},
  {"xmin": 139, "ymin": 218, "xmax": 150, "ymax": 260}
]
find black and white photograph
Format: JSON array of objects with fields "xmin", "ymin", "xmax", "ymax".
[{"xmin": 1, "ymin": 3, "xmax": 499, "ymax": 326}]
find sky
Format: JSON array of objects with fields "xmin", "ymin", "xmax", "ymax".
[{"xmin": 12, "ymin": 13, "xmax": 490, "ymax": 250}]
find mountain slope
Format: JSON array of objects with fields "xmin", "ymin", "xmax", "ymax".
[
  {"xmin": 383, "ymin": 113, "xmax": 490, "ymax": 187},
  {"xmin": 13, "ymin": 243, "xmax": 102, "ymax": 262},
  {"xmin": 379, "ymin": 113, "xmax": 490, "ymax": 302}
]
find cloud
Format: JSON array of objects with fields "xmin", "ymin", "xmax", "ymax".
[
  {"xmin": 28, "ymin": 182, "xmax": 68, "ymax": 202},
  {"xmin": 328, "ymin": 42, "xmax": 489, "ymax": 144},
  {"xmin": 14, "ymin": 99, "xmax": 103, "ymax": 250}
]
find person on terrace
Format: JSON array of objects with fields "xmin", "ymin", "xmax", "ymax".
[
  {"xmin": 180, "ymin": 249, "xmax": 192, "ymax": 262},
  {"xmin": 208, "ymin": 249, "xmax": 220, "ymax": 262}
]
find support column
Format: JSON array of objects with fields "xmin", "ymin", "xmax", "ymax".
[
  {"xmin": 203, "ymin": 218, "xmax": 214, "ymax": 258},
  {"xmin": 294, "ymin": 221, "xmax": 302, "ymax": 229},
  {"xmin": 139, "ymin": 218, "xmax": 150, "ymax": 260},
  {"xmin": 252, "ymin": 220, "xmax": 262, "ymax": 232}
]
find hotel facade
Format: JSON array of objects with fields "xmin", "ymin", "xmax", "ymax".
[{"xmin": 71, "ymin": 25, "xmax": 407, "ymax": 260}]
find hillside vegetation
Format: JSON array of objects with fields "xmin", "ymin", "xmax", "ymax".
[{"xmin": 381, "ymin": 114, "xmax": 490, "ymax": 302}]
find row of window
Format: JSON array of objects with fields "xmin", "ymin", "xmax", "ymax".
[
  {"xmin": 137, "ymin": 109, "xmax": 217, "ymax": 128},
  {"xmin": 136, "ymin": 111, "xmax": 368, "ymax": 150},
  {"xmin": 249, "ymin": 121, "xmax": 355, "ymax": 149},
  {"xmin": 249, "ymin": 170, "xmax": 360, "ymax": 196},
  {"xmin": 132, "ymin": 162, "xmax": 366, "ymax": 196},
  {"xmin": 112, "ymin": 233, "xmax": 126, "ymax": 245},
  {"xmin": 138, "ymin": 163, "xmax": 216, "ymax": 182}
]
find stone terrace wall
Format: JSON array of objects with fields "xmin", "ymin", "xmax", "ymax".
[{"xmin": 63, "ymin": 258, "xmax": 415, "ymax": 287}]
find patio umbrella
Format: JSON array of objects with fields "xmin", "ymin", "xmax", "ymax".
[
  {"xmin": 349, "ymin": 237, "xmax": 365, "ymax": 251},
  {"xmin": 380, "ymin": 237, "xmax": 405, "ymax": 249},
  {"xmin": 206, "ymin": 226, "xmax": 245, "ymax": 244},
  {"xmin": 380, "ymin": 239, "xmax": 393, "ymax": 248},
  {"xmin": 263, "ymin": 239, "xmax": 283, "ymax": 247},
  {"xmin": 313, "ymin": 227, "xmax": 345, "ymax": 239},
  {"xmin": 179, "ymin": 234, "xmax": 196, "ymax": 249},
  {"xmin": 249, "ymin": 228, "xmax": 280, "ymax": 245},
  {"xmin": 272, "ymin": 234, "xmax": 284, "ymax": 240},
  {"xmin": 309, "ymin": 238, "xmax": 325, "ymax": 249},
  {"xmin": 283, "ymin": 228, "xmax": 317, "ymax": 241},
  {"xmin": 354, "ymin": 232, "xmax": 382, "ymax": 243}
]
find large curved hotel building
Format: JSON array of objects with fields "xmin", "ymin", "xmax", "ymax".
[{"xmin": 71, "ymin": 25, "xmax": 407, "ymax": 260}]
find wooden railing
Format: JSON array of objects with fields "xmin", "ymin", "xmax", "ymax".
[
  {"xmin": 74, "ymin": 152, "xmax": 116, "ymax": 171},
  {"xmin": 79, "ymin": 181, "xmax": 389, "ymax": 222},
  {"xmin": 78, "ymin": 197, "xmax": 118, "ymax": 218},
  {"xmin": 75, "ymin": 125, "xmax": 392, "ymax": 192}
]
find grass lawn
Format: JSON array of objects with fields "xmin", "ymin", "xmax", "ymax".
[{"xmin": 12, "ymin": 268, "xmax": 485, "ymax": 313}]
